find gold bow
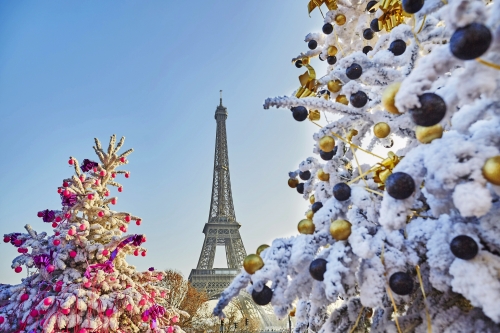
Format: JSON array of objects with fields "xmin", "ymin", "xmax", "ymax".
[
  {"xmin": 295, "ymin": 64, "xmax": 319, "ymax": 98},
  {"xmin": 308, "ymin": 0, "xmax": 337, "ymax": 16},
  {"xmin": 375, "ymin": 0, "xmax": 411, "ymax": 32},
  {"xmin": 372, "ymin": 152, "xmax": 401, "ymax": 188}
]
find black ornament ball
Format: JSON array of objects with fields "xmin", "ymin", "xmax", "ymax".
[
  {"xmin": 309, "ymin": 258, "xmax": 327, "ymax": 281},
  {"xmin": 409, "ymin": 93, "xmax": 446, "ymax": 126},
  {"xmin": 308, "ymin": 40, "xmax": 318, "ymax": 50},
  {"xmin": 296, "ymin": 183, "xmax": 304, "ymax": 194},
  {"xmin": 450, "ymin": 23, "xmax": 492, "ymax": 60},
  {"xmin": 252, "ymin": 285, "xmax": 273, "ymax": 305},
  {"xmin": 319, "ymin": 147, "xmax": 337, "ymax": 160},
  {"xmin": 402, "ymin": 0, "xmax": 424, "ymax": 14},
  {"xmin": 363, "ymin": 28, "xmax": 374, "ymax": 40},
  {"xmin": 366, "ymin": 0, "xmax": 378, "ymax": 12},
  {"xmin": 450, "ymin": 235, "xmax": 478, "ymax": 260},
  {"xmin": 333, "ymin": 183, "xmax": 351, "ymax": 201},
  {"xmin": 350, "ymin": 91, "xmax": 368, "ymax": 108},
  {"xmin": 311, "ymin": 202, "xmax": 323, "ymax": 213},
  {"xmin": 291, "ymin": 106, "xmax": 309, "ymax": 122},
  {"xmin": 362, "ymin": 46, "xmax": 373, "ymax": 54},
  {"xmin": 385, "ymin": 172, "xmax": 415, "ymax": 200},
  {"xmin": 389, "ymin": 39, "xmax": 406, "ymax": 56},
  {"xmin": 295, "ymin": 60, "xmax": 303, "ymax": 68},
  {"xmin": 346, "ymin": 63, "xmax": 363, "ymax": 80},
  {"xmin": 370, "ymin": 19, "xmax": 381, "ymax": 32},
  {"xmin": 389, "ymin": 272, "xmax": 414, "ymax": 295},
  {"xmin": 323, "ymin": 23, "xmax": 334, "ymax": 35},
  {"xmin": 327, "ymin": 56, "xmax": 337, "ymax": 65},
  {"xmin": 299, "ymin": 170, "xmax": 311, "ymax": 181}
]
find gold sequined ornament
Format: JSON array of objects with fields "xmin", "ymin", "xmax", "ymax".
[
  {"xmin": 327, "ymin": 46, "xmax": 338, "ymax": 56},
  {"xmin": 298, "ymin": 219, "xmax": 315, "ymax": 234},
  {"xmin": 308, "ymin": 110, "xmax": 321, "ymax": 121},
  {"xmin": 382, "ymin": 82, "xmax": 401, "ymax": 114},
  {"xmin": 336, "ymin": 95, "xmax": 349, "ymax": 105},
  {"xmin": 288, "ymin": 178, "xmax": 299, "ymax": 188},
  {"xmin": 256, "ymin": 244, "xmax": 270, "ymax": 256},
  {"xmin": 373, "ymin": 122, "xmax": 391, "ymax": 138},
  {"xmin": 306, "ymin": 210, "xmax": 314, "ymax": 220},
  {"xmin": 416, "ymin": 124, "xmax": 443, "ymax": 144},
  {"xmin": 319, "ymin": 136, "xmax": 336, "ymax": 152},
  {"xmin": 309, "ymin": 194, "xmax": 315, "ymax": 204},
  {"xmin": 330, "ymin": 219, "xmax": 352, "ymax": 241},
  {"xmin": 335, "ymin": 14, "xmax": 346, "ymax": 25},
  {"xmin": 243, "ymin": 254, "xmax": 264, "ymax": 274},
  {"xmin": 317, "ymin": 169, "xmax": 330, "ymax": 181},
  {"xmin": 327, "ymin": 80, "xmax": 342, "ymax": 93},
  {"xmin": 482, "ymin": 156, "xmax": 500, "ymax": 185}
]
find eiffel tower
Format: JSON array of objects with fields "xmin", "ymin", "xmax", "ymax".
[{"xmin": 188, "ymin": 92, "xmax": 247, "ymax": 300}]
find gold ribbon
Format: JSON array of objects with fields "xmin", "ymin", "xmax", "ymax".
[
  {"xmin": 377, "ymin": 0, "xmax": 411, "ymax": 32},
  {"xmin": 308, "ymin": 0, "xmax": 337, "ymax": 16},
  {"xmin": 296, "ymin": 64, "xmax": 319, "ymax": 98}
]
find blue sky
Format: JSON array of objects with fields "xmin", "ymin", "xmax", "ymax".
[{"xmin": 0, "ymin": 1, "xmax": 328, "ymax": 284}]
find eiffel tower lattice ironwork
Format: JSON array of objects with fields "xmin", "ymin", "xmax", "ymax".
[{"xmin": 188, "ymin": 92, "xmax": 247, "ymax": 300}]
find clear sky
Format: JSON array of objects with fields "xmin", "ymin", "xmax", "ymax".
[{"xmin": 0, "ymin": 1, "xmax": 332, "ymax": 284}]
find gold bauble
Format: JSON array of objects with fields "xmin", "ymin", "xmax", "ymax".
[
  {"xmin": 317, "ymin": 169, "xmax": 330, "ymax": 181},
  {"xmin": 327, "ymin": 80, "xmax": 342, "ymax": 93},
  {"xmin": 330, "ymin": 219, "xmax": 352, "ymax": 241},
  {"xmin": 288, "ymin": 178, "xmax": 299, "ymax": 188},
  {"xmin": 482, "ymin": 156, "xmax": 500, "ymax": 185},
  {"xmin": 335, "ymin": 14, "xmax": 346, "ymax": 26},
  {"xmin": 290, "ymin": 308, "xmax": 296, "ymax": 317},
  {"xmin": 336, "ymin": 94, "xmax": 349, "ymax": 105},
  {"xmin": 327, "ymin": 46, "xmax": 338, "ymax": 56},
  {"xmin": 382, "ymin": 82, "xmax": 402, "ymax": 114},
  {"xmin": 302, "ymin": 57, "xmax": 310, "ymax": 65},
  {"xmin": 298, "ymin": 219, "xmax": 315, "ymax": 235},
  {"xmin": 256, "ymin": 244, "xmax": 270, "ymax": 256},
  {"xmin": 319, "ymin": 136, "xmax": 336, "ymax": 152},
  {"xmin": 309, "ymin": 194, "xmax": 315, "ymax": 204},
  {"xmin": 308, "ymin": 110, "xmax": 321, "ymax": 121},
  {"xmin": 306, "ymin": 210, "xmax": 314, "ymax": 220},
  {"xmin": 373, "ymin": 122, "xmax": 391, "ymax": 138},
  {"xmin": 243, "ymin": 254, "xmax": 264, "ymax": 274},
  {"xmin": 416, "ymin": 124, "xmax": 443, "ymax": 144}
]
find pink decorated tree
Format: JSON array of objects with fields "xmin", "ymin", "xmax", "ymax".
[{"xmin": 0, "ymin": 135, "xmax": 186, "ymax": 333}]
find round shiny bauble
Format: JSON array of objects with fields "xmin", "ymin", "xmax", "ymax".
[
  {"xmin": 311, "ymin": 202, "xmax": 323, "ymax": 213},
  {"xmin": 309, "ymin": 194, "xmax": 315, "ymax": 204},
  {"xmin": 252, "ymin": 285, "xmax": 273, "ymax": 306},
  {"xmin": 373, "ymin": 122, "xmax": 391, "ymax": 138},
  {"xmin": 323, "ymin": 23, "xmax": 333, "ymax": 34},
  {"xmin": 416, "ymin": 124, "xmax": 443, "ymax": 144},
  {"xmin": 319, "ymin": 147, "xmax": 337, "ymax": 160},
  {"xmin": 389, "ymin": 272, "xmax": 414, "ymax": 295},
  {"xmin": 482, "ymin": 156, "xmax": 500, "ymax": 185},
  {"xmin": 350, "ymin": 91, "xmax": 368, "ymax": 108},
  {"xmin": 291, "ymin": 106, "xmax": 309, "ymax": 122},
  {"xmin": 256, "ymin": 244, "xmax": 270, "ymax": 256},
  {"xmin": 327, "ymin": 56, "xmax": 337, "ymax": 65},
  {"xmin": 296, "ymin": 183, "xmax": 304, "ymax": 194},
  {"xmin": 298, "ymin": 219, "xmax": 315, "ymax": 235},
  {"xmin": 327, "ymin": 80, "xmax": 342, "ymax": 93},
  {"xmin": 327, "ymin": 46, "xmax": 338, "ymax": 56},
  {"xmin": 402, "ymin": 0, "xmax": 424, "ymax": 13},
  {"xmin": 409, "ymin": 93, "xmax": 446, "ymax": 126},
  {"xmin": 363, "ymin": 28, "xmax": 374, "ymax": 40},
  {"xmin": 389, "ymin": 39, "xmax": 406, "ymax": 56},
  {"xmin": 306, "ymin": 210, "xmax": 314, "ymax": 220},
  {"xmin": 366, "ymin": 0, "xmax": 378, "ymax": 12},
  {"xmin": 309, "ymin": 258, "xmax": 327, "ymax": 281},
  {"xmin": 386, "ymin": 172, "xmax": 415, "ymax": 199},
  {"xmin": 450, "ymin": 235, "xmax": 478, "ymax": 260},
  {"xmin": 370, "ymin": 19, "xmax": 381, "ymax": 32},
  {"xmin": 346, "ymin": 63, "xmax": 363, "ymax": 80},
  {"xmin": 14, "ymin": 266, "xmax": 22, "ymax": 273},
  {"xmin": 319, "ymin": 136, "xmax": 336, "ymax": 152},
  {"xmin": 288, "ymin": 178, "xmax": 299, "ymax": 188},
  {"xmin": 382, "ymin": 82, "xmax": 402, "ymax": 114},
  {"xmin": 330, "ymin": 219, "xmax": 352, "ymax": 241},
  {"xmin": 335, "ymin": 14, "xmax": 346, "ymax": 26},
  {"xmin": 362, "ymin": 46, "xmax": 373, "ymax": 54},
  {"xmin": 308, "ymin": 40, "xmax": 318, "ymax": 50},
  {"xmin": 243, "ymin": 254, "xmax": 264, "ymax": 274},
  {"xmin": 317, "ymin": 169, "xmax": 330, "ymax": 181},
  {"xmin": 333, "ymin": 183, "xmax": 351, "ymax": 201},
  {"xmin": 450, "ymin": 23, "xmax": 492, "ymax": 60},
  {"xmin": 336, "ymin": 95, "xmax": 349, "ymax": 105},
  {"xmin": 295, "ymin": 60, "xmax": 303, "ymax": 68},
  {"xmin": 299, "ymin": 170, "xmax": 311, "ymax": 180}
]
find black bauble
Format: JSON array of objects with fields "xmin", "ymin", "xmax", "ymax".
[
  {"xmin": 333, "ymin": 183, "xmax": 351, "ymax": 201},
  {"xmin": 319, "ymin": 147, "xmax": 337, "ymax": 160},
  {"xmin": 409, "ymin": 93, "xmax": 446, "ymax": 126},
  {"xmin": 363, "ymin": 28, "xmax": 374, "ymax": 40},
  {"xmin": 295, "ymin": 60, "xmax": 303, "ymax": 68},
  {"xmin": 386, "ymin": 172, "xmax": 415, "ymax": 200},
  {"xmin": 389, "ymin": 272, "xmax": 414, "ymax": 295},
  {"xmin": 252, "ymin": 285, "xmax": 273, "ymax": 305},
  {"xmin": 309, "ymin": 258, "xmax": 327, "ymax": 281},
  {"xmin": 370, "ymin": 19, "xmax": 381, "ymax": 32},
  {"xmin": 402, "ymin": 0, "xmax": 424, "ymax": 14},
  {"xmin": 450, "ymin": 235, "xmax": 478, "ymax": 260},
  {"xmin": 291, "ymin": 106, "xmax": 308, "ymax": 122},
  {"xmin": 366, "ymin": 0, "xmax": 378, "ymax": 12},
  {"xmin": 350, "ymin": 91, "xmax": 368, "ymax": 108},
  {"xmin": 308, "ymin": 40, "xmax": 318, "ymax": 50},
  {"xmin": 450, "ymin": 23, "xmax": 492, "ymax": 60},
  {"xmin": 296, "ymin": 183, "xmax": 304, "ymax": 194},
  {"xmin": 362, "ymin": 46, "xmax": 373, "ymax": 54},
  {"xmin": 389, "ymin": 39, "xmax": 406, "ymax": 56},
  {"xmin": 327, "ymin": 56, "xmax": 337, "ymax": 65},
  {"xmin": 346, "ymin": 63, "xmax": 363, "ymax": 80},
  {"xmin": 311, "ymin": 202, "xmax": 323, "ymax": 213},
  {"xmin": 323, "ymin": 23, "xmax": 334, "ymax": 35},
  {"xmin": 299, "ymin": 170, "xmax": 311, "ymax": 181}
]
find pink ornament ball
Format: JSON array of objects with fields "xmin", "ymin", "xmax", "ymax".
[
  {"xmin": 20, "ymin": 294, "xmax": 29, "ymax": 302},
  {"xmin": 102, "ymin": 249, "xmax": 109, "ymax": 256},
  {"xmin": 168, "ymin": 326, "xmax": 174, "ymax": 333},
  {"xmin": 79, "ymin": 175, "xmax": 85, "ymax": 182},
  {"xmin": 139, "ymin": 299, "xmax": 146, "ymax": 306},
  {"xmin": 98, "ymin": 211, "xmax": 105, "ymax": 217},
  {"xmin": 142, "ymin": 236, "xmax": 147, "ymax": 243},
  {"xmin": 3, "ymin": 236, "xmax": 10, "ymax": 243},
  {"xmin": 93, "ymin": 167, "xmax": 98, "ymax": 172},
  {"xmin": 87, "ymin": 194, "xmax": 94, "ymax": 200},
  {"xmin": 79, "ymin": 329, "xmax": 88, "ymax": 333},
  {"xmin": 125, "ymin": 172, "xmax": 130, "ymax": 178},
  {"xmin": 52, "ymin": 222, "xmax": 58, "ymax": 228},
  {"xmin": 14, "ymin": 267, "xmax": 22, "ymax": 273},
  {"xmin": 121, "ymin": 226, "xmax": 127, "ymax": 233},
  {"xmin": 63, "ymin": 190, "xmax": 71, "ymax": 197},
  {"xmin": 105, "ymin": 309, "xmax": 113, "ymax": 317},
  {"xmin": 30, "ymin": 309, "xmax": 39, "ymax": 317},
  {"xmin": 55, "ymin": 231, "xmax": 60, "ymax": 236},
  {"xmin": 134, "ymin": 249, "xmax": 139, "ymax": 256},
  {"xmin": 61, "ymin": 308, "xmax": 70, "ymax": 315},
  {"xmin": 63, "ymin": 181, "xmax": 69, "ymax": 187},
  {"xmin": 126, "ymin": 304, "xmax": 132, "ymax": 311},
  {"xmin": 95, "ymin": 179, "xmax": 100, "ymax": 186},
  {"xmin": 136, "ymin": 219, "xmax": 142, "ymax": 226},
  {"xmin": 161, "ymin": 291, "xmax": 166, "ymax": 297},
  {"xmin": 125, "ymin": 215, "xmax": 131, "ymax": 222},
  {"xmin": 53, "ymin": 239, "xmax": 61, "ymax": 246},
  {"xmin": 118, "ymin": 187, "xmax": 123, "ymax": 193},
  {"xmin": 79, "ymin": 224, "xmax": 86, "ymax": 231},
  {"xmin": 0, "ymin": 316, "xmax": 4, "ymax": 324},
  {"xmin": 46, "ymin": 265, "xmax": 55, "ymax": 273},
  {"xmin": 111, "ymin": 198, "xmax": 117, "ymax": 205},
  {"xmin": 83, "ymin": 282, "xmax": 91, "ymax": 288},
  {"xmin": 105, "ymin": 190, "xmax": 110, "ymax": 196},
  {"xmin": 54, "ymin": 284, "xmax": 62, "ymax": 292},
  {"xmin": 112, "ymin": 173, "xmax": 116, "ymax": 178},
  {"xmin": 142, "ymin": 315, "xmax": 149, "ymax": 322},
  {"xmin": 157, "ymin": 275, "xmax": 163, "ymax": 281},
  {"xmin": 151, "ymin": 291, "xmax": 156, "ymax": 298},
  {"xmin": 69, "ymin": 251, "xmax": 77, "ymax": 258},
  {"xmin": 141, "ymin": 251, "xmax": 146, "ymax": 257},
  {"xmin": 55, "ymin": 216, "xmax": 62, "ymax": 222},
  {"xmin": 58, "ymin": 188, "xmax": 63, "ymax": 194},
  {"xmin": 65, "ymin": 212, "xmax": 71, "ymax": 219},
  {"xmin": 120, "ymin": 157, "xmax": 126, "ymax": 163},
  {"xmin": 100, "ymin": 170, "xmax": 106, "ymax": 177},
  {"xmin": 37, "ymin": 211, "xmax": 44, "ymax": 218},
  {"xmin": 14, "ymin": 239, "xmax": 22, "ymax": 246},
  {"xmin": 172, "ymin": 316, "xmax": 179, "ymax": 323},
  {"xmin": 68, "ymin": 159, "xmax": 74, "ymax": 165},
  {"xmin": 17, "ymin": 248, "xmax": 24, "ymax": 253},
  {"xmin": 68, "ymin": 229, "xmax": 76, "ymax": 236}
]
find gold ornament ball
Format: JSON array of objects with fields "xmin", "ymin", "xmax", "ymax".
[
  {"xmin": 243, "ymin": 254, "xmax": 264, "ymax": 274},
  {"xmin": 306, "ymin": 210, "xmax": 314, "ymax": 220},
  {"xmin": 330, "ymin": 219, "xmax": 352, "ymax": 241},
  {"xmin": 317, "ymin": 169, "xmax": 330, "ymax": 181},
  {"xmin": 335, "ymin": 14, "xmax": 346, "ymax": 25},
  {"xmin": 319, "ymin": 136, "xmax": 336, "ymax": 152},
  {"xmin": 373, "ymin": 122, "xmax": 391, "ymax": 138},
  {"xmin": 288, "ymin": 178, "xmax": 299, "ymax": 188},
  {"xmin": 327, "ymin": 80, "xmax": 342, "ymax": 93},
  {"xmin": 327, "ymin": 46, "xmax": 338, "ymax": 56},
  {"xmin": 309, "ymin": 194, "xmax": 315, "ymax": 204},
  {"xmin": 290, "ymin": 308, "xmax": 296, "ymax": 317},
  {"xmin": 256, "ymin": 244, "xmax": 270, "ymax": 256},
  {"xmin": 382, "ymin": 82, "xmax": 402, "ymax": 115},
  {"xmin": 298, "ymin": 219, "xmax": 315, "ymax": 235},
  {"xmin": 336, "ymin": 95, "xmax": 349, "ymax": 105},
  {"xmin": 482, "ymin": 156, "xmax": 500, "ymax": 185},
  {"xmin": 416, "ymin": 124, "xmax": 443, "ymax": 144}
]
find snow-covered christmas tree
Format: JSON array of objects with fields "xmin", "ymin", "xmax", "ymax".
[
  {"xmin": 215, "ymin": 0, "xmax": 500, "ymax": 332},
  {"xmin": 0, "ymin": 135, "xmax": 186, "ymax": 333}
]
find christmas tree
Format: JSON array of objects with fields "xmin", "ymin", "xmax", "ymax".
[
  {"xmin": 0, "ymin": 135, "xmax": 186, "ymax": 333},
  {"xmin": 215, "ymin": 0, "xmax": 500, "ymax": 332}
]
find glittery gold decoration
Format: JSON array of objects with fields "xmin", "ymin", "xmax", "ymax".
[
  {"xmin": 243, "ymin": 254, "xmax": 264, "ymax": 274},
  {"xmin": 295, "ymin": 64, "xmax": 319, "ymax": 98},
  {"xmin": 373, "ymin": 122, "xmax": 391, "ymax": 138},
  {"xmin": 336, "ymin": 95, "xmax": 349, "ymax": 105},
  {"xmin": 376, "ymin": 0, "xmax": 411, "ymax": 32},
  {"xmin": 330, "ymin": 219, "xmax": 351, "ymax": 240},
  {"xmin": 482, "ymin": 156, "xmax": 500, "ymax": 185},
  {"xmin": 319, "ymin": 136, "xmax": 336, "ymax": 152},
  {"xmin": 308, "ymin": 110, "xmax": 321, "ymax": 121},
  {"xmin": 308, "ymin": 0, "xmax": 337, "ymax": 16},
  {"xmin": 327, "ymin": 79, "xmax": 342, "ymax": 93},
  {"xmin": 327, "ymin": 46, "xmax": 338, "ymax": 56},
  {"xmin": 288, "ymin": 178, "xmax": 299, "ymax": 188},
  {"xmin": 298, "ymin": 219, "xmax": 315, "ymax": 234},
  {"xmin": 372, "ymin": 152, "xmax": 401, "ymax": 187},
  {"xmin": 335, "ymin": 14, "xmax": 346, "ymax": 25}
]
